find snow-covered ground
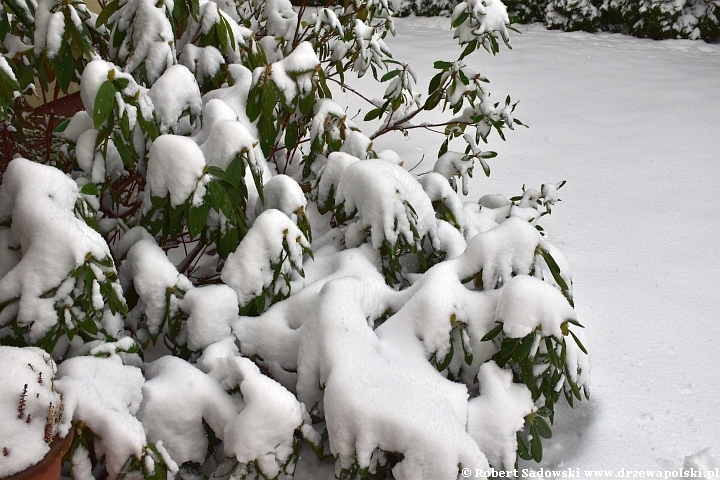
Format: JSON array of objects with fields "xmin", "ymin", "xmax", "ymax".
[{"xmin": 339, "ymin": 17, "xmax": 720, "ymax": 475}]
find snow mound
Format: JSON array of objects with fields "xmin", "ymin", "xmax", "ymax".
[
  {"xmin": 0, "ymin": 159, "xmax": 113, "ymax": 341},
  {"xmin": 336, "ymin": 159, "xmax": 437, "ymax": 250}
]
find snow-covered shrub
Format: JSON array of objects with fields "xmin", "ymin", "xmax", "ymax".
[
  {"xmin": 392, "ymin": 0, "xmax": 460, "ymax": 17},
  {"xmin": 600, "ymin": 0, "xmax": 717, "ymax": 39},
  {"xmin": 597, "ymin": 0, "xmax": 633, "ymax": 33},
  {"xmin": 503, "ymin": 0, "xmax": 550, "ymax": 23},
  {"xmin": 0, "ymin": 158, "xmax": 127, "ymax": 354},
  {"xmin": 693, "ymin": 0, "xmax": 720, "ymax": 41},
  {"xmin": 488, "ymin": 0, "xmax": 720, "ymax": 41},
  {"xmin": 627, "ymin": 0, "xmax": 687, "ymax": 39},
  {"xmin": 0, "ymin": 0, "xmax": 590, "ymax": 478},
  {"xmin": 546, "ymin": 0, "xmax": 601, "ymax": 31},
  {"xmin": 0, "ymin": 0, "xmax": 103, "ymax": 159}
]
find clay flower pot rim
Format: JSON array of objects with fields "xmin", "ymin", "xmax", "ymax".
[{"xmin": 1, "ymin": 429, "xmax": 74, "ymax": 480}]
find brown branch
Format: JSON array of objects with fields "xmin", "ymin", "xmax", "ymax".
[
  {"xmin": 369, "ymin": 105, "xmax": 426, "ymax": 140},
  {"xmin": 292, "ymin": 0, "xmax": 308, "ymax": 49},
  {"xmin": 325, "ymin": 76, "xmax": 377, "ymax": 107},
  {"xmin": 177, "ymin": 241, "xmax": 206, "ymax": 275}
]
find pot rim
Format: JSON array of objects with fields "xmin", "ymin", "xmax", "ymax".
[{"xmin": 0, "ymin": 429, "xmax": 75, "ymax": 480}]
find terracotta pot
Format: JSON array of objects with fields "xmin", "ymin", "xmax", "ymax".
[{"xmin": 2, "ymin": 430, "xmax": 74, "ymax": 480}]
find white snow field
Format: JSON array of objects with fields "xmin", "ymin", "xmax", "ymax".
[{"xmin": 317, "ymin": 16, "xmax": 720, "ymax": 477}]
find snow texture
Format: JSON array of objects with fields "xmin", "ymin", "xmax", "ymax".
[
  {"xmin": 496, "ymin": 275, "xmax": 576, "ymax": 338},
  {"xmin": 179, "ymin": 285, "xmax": 238, "ymax": 351},
  {"xmin": 144, "ymin": 135, "xmax": 207, "ymax": 209},
  {"xmin": 148, "ymin": 65, "xmax": 202, "ymax": 133},
  {"xmin": 222, "ymin": 356, "xmax": 305, "ymax": 476},
  {"xmin": 467, "ymin": 362, "xmax": 534, "ymax": 470},
  {"xmin": 297, "ymin": 278, "xmax": 490, "ymax": 480},
  {"xmin": 119, "ymin": 238, "xmax": 191, "ymax": 337},
  {"xmin": 221, "ymin": 209, "xmax": 309, "ymax": 306},
  {"xmin": 55, "ymin": 356, "xmax": 146, "ymax": 478},
  {"xmin": 335, "ymin": 159, "xmax": 437, "ymax": 249},
  {"xmin": 0, "ymin": 347, "xmax": 62, "ymax": 478},
  {"xmin": 0, "ymin": 159, "xmax": 112, "ymax": 341},
  {"xmin": 256, "ymin": 174, "xmax": 307, "ymax": 219},
  {"xmin": 137, "ymin": 356, "xmax": 239, "ymax": 465}
]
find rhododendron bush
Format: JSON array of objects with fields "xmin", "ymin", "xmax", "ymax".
[{"xmin": 0, "ymin": 0, "xmax": 589, "ymax": 477}]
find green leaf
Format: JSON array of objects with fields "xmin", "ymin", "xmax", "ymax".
[
  {"xmin": 188, "ymin": 202, "xmax": 209, "ymax": 238},
  {"xmin": 96, "ymin": 0, "xmax": 119, "ymax": 27},
  {"xmin": 190, "ymin": 0, "xmax": 200, "ymax": 20},
  {"xmin": 246, "ymin": 87, "xmax": 262, "ymax": 122},
  {"xmin": 37, "ymin": 324, "xmax": 62, "ymax": 353},
  {"xmin": 54, "ymin": 42, "xmax": 74, "ymax": 93},
  {"xmin": 460, "ymin": 40, "xmax": 477, "ymax": 60},
  {"xmin": 438, "ymin": 138, "xmax": 449, "ymax": 158},
  {"xmin": 364, "ymin": 107, "xmax": 382, "ymax": 122},
  {"xmin": 299, "ymin": 89, "xmax": 315, "ymax": 115},
  {"xmin": 167, "ymin": 308, "xmax": 182, "ymax": 341},
  {"xmin": 285, "ymin": 121, "xmax": 299, "ymax": 150},
  {"xmin": 517, "ymin": 433, "xmax": 532, "ymax": 461},
  {"xmin": 539, "ymin": 248, "xmax": 570, "ymax": 293},
  {"xmin": 225, "ymin": 155, "xmax": 246, "ymax": 188},
  {"xmin": 536, "ymin": 406, "xmax": 552, "ymax": 418},
  {"xmin": 216, "ymin": 18, "xmax": 229, "ymax": 53},
  {"xmin": 512, "ymin": 332, "xmax": 535, "ymax": 363},
  {"xmin": 258, "ymin": 114, "xmax": 277, "ymax": 157},
  {"xmin": 424, "ymin": 90, "xmax": 442, "ymax": 110},
  {"xmin": 207, "ymin": 181, "xmax": 235, "ymax": 220},
  {"xmin": 120, "ymin": 110, "xmax": 131, "ymax": 139},
  {"xmin": 112, "ymin": 26, "xmax": 126, "ymax": 49},
  {"xmin": 567, "ymin": 374, "xmax": 582, "ymax": 401},
  {"xmin": 74, "ymin": 310, "xmax": 98, "ymax": 335},
  {"xmin": 80, "ymin": 183, "xmax": 99, "ymax": 196},
  {"xmin": 207, "ymin": 166, "xmax": 228, "ymax": 182},
  {"xmin": 500, "ymin": 338, "xmax": 515, "ymax": 358},
  {"xmin": 546, "ymin": 338, "xmax": 561, "ymax": 369},
  {"xmin": 93, "ymin": 81, "xmax": 115, "ymax": 128},
  {"xmin": 480, "ymin": 322, "xmax": 503, "ymax": 342},
  {"xmin": 534, "ymin": 415, "xmax": 553, "ymax": 439},
  {"xmin": 451, "ymin": 11, "xmax": 468, "ymax": 28},
  {"xmin": 54, "ymin": 118, "xmax": 71, "ymax": 133},
  {"xmin": 254, "ymin": 292, "xmax": 266, "ymax": 313},
  {"xmin": 435, "ymin": 340, "xmax": 454, "ymax": 372},
  {"xmin": 261, "ymin": 83, "xmax": 275, "ymax": 119},
  {"xmin": 433, "ymin": 61, "xmax": 453, "ymax": 70},
  {"xmin": 479, "ymin": 158, "xmax": 490, "ymax": 177},
  {"xmin": 530, "ymin": 424, "xmax": 543, "ymax": 462},
  {"xmin": 111, "ymin": 134, "xmax": 131, "ymax": 168},
  {"xmin": 150, "ymin": 193, "xmax": 168, "ymax": 210},
  {"xmin": 566, "ymin": 318, "xmax": 584, "ymax": 328},
  {"xmin": 490, "ymin": 34, "xmax": 499, "ymax": 55},
  {"xmin": 4, "ymin": 0, "xmax": 34, "ymax": 28},
  {"xmin": 428, "ymin": 72, "xmax": 443, "ymax": 95},
  {"xmin": 222, "ymin": 16, "xmax": 236, "ymax": 51},
  {"xmin": 0, "ymin": 12, "xmax": 9, "ymax": 41},
  {"xmin": 217, "ymin": 226, "xmax": 239, "ymax": 259},
  {"xmin": 66, "ymin": 17, "xmax": 92, "ymax": 59},
  {"xmin": 568, "ymin": 329, "xmax": 588, "ymax": 355},
  {"xmin": 380, "ymin": 69, "xmax": 400, "ymax": 82}
]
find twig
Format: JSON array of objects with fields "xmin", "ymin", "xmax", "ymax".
[
  {"xmin": 326, "ymin": 76, "xmax": 377, "ymax": 107},
  {"xmin": 177, "ymin": 242, "xmax": 206, "ymax": 275}
]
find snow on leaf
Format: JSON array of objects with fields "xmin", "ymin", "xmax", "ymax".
[{"xmin": 335, "ymin": 159, "xmax": 437, "ymax": 250}]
